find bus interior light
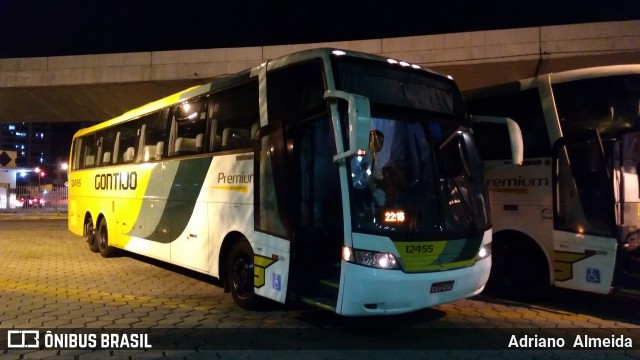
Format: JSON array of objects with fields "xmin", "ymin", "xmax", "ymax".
[{"xmin": 356, "ymin": 149, "xmax": 366, "ymax": 156}]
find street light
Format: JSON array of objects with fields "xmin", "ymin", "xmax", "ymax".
[{"xmin": 34, "ymin": 167, "xmax": 45, "ymax": 186}]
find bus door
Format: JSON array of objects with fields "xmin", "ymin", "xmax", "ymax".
[
  {"xmin": 552, "ymin": 131, "xmax": 617, "ymax": 293},
  {"xmin": 253, "ymin": 119, "xmax": 292, "ymax": 304},
  {"xmin": 253, "ymin": 60, "xmax": 345, "ymax": 308},
  {"xmin": 611, "ymin": 131, "xmax": 640, "ymax": 288},
  {"xmin": 290, "ymin": 116, "xmax": 344, "ymax": 308},
  {"xmin": 253, "ymin": 115, "xmax": 344, "ymax": 307}
]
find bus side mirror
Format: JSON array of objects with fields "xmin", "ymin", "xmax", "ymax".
[
  {"xmin": 324, "ymin": 90, "xmax": 370, "ymax": 163},
  {"xmin": 474, "ymin": 116, "xmax": 524, "ymax": 165}
]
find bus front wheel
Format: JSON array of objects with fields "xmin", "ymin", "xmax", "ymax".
[
  {"xmin": 489, "ymin": 240, "xmax": 549, "ymax": 299},
  {"xmin": 227, "ymin": 240, "xmax": 263, "ymax": 310},
  {"xmin": 96, "ymin": 218, "xmax": 117, "ymax": 258}
]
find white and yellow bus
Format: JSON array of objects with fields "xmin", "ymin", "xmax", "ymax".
[
  {"xmin": 466, "ymin": 65, "xmax": 640, "ymax": 298},
  {"xmin": 68, "ymin": 48, "xmax": 492, "ymax": 316}
]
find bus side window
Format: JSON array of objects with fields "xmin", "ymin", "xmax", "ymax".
[
  {"xmin": 208, "ymin": 119, "xmax": 221, "ymax": 152},
  {"xmin": 71, "ymin": 138, "xmax": 83, "ymax": 170},
  {"xmin": 116, "ymin": 121, "xmax": 139, "ymax": 163},
  {"xmin": 102, "ymin": 151, "xmax": 111, "ymax": 165},
  {"xmin": 81, "ymin": 134, "xmax": 98, "ymax": 168},
  {"xmin": 99, "ymin": 126, "xmax": 117, "ymax": 166},
  {"xmin": 467, "ymin": 89, "xmax": 550, "ymax": 158},
  {"xmin": 123, "ymin": 147, "xmax": 136, "ymax": 162},
  {"xmin": 83, "ymin": 151, "xmax": 95, "ymax": 168},
  {"xmin": 139, "ymin": 111, "xmax": 166, "ymax": 161},
  {"xmin": 222, "ymin": 127, "xmax": 251, "ymax": 149},
  {"xmin": 210, "ymin": 80, "xmax": 259, "ymax": 152},
  {"xmin": 112, "ymin": 132, "xmax": 121, "ymax": 165},
  {"xmin": 170, "ymin": 97, "xmax": 207, "ymax": 157}
]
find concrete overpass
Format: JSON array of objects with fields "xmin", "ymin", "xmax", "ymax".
[{"xmin": 0, "ymin": 19, "xmax": 638, "ymax": 123}]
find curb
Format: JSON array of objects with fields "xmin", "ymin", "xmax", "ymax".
[{"xmin": 0, "ymin": 213, "xmax": 68, "ymax": 221}]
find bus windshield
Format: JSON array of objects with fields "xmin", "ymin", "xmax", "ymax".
[
  {"xmin": 333, "ymin": 57, "xmax": 488, "ymax": 240},
  {"xmin": 554, "ymin": 74, "xmax": 640, "ymax": 230},
  {"xmin": 348, "ymin": 112, "xmax": 488, "ymax": 239},
  {"xmin": 553, "ymin": 75, "xmax": 640, "ymax": 138}
]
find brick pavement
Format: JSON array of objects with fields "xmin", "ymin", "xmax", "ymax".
[{"xmin": 0, "ymin": 219, "xmax": 639, "ymax": 359}]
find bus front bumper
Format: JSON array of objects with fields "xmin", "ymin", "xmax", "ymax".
[{"xmin": 337, "ymin": 256, "xmax": 491, "ymax": 316}]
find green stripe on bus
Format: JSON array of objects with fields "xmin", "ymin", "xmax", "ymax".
[{"xmin": 128, "ymin": 157, "xmax": 212, "ymax": 243}]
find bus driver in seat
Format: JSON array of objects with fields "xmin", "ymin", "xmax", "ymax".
[{"xmin": 351, "ymin": 129, "xmax": 400, "ymax": 212}]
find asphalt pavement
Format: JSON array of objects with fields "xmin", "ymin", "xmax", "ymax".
[{"xmin": 1, "ymin": 218, "xmax": 639, "ymax": 359}]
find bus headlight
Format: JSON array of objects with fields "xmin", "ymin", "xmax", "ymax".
[
  {"xmin": 476, "ymin": 242, "xmax": 491, "ymax": 261},
  {"xmin": 342, "ymin": 246, "xmax": 399, "ymax": 270}
]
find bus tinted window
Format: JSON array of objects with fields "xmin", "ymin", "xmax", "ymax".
[
  {"xmin": 114, "ymin": 120, "xmax": 139, "ymax": 164},
  {"xmin": 210, "ymin": 80, "xmax": 259, "ymax": 151},
  {"xmin": 139, "ymin": 112, "xmax": 166, "ymax": 162},
  {"xmin": 80, "ymin": 133, "xmax": 99, "ymax": 169},
  {"xmin": 472, "ymin": 121, "xmax": 512, "ymax": 161},
  {"xmin": 267, "ymin": 60, "xmax": 326, "ymax": 123},
  {"xmin": 333, "ymin": 57, "xmax": 464, "ymax": 117},
  {"xmin": 97, "ymin": 127, "xmax": 118, "ymax": 166},
  {"xmin": 169, "ymin": 97, "xmax": 207, "ymax": 157},
  {"xmin": 257, "ymin": 61, "xmax": 328, "ymax": 237},
  {"xmin": 466, "ymin": 89, "xmax": 550, "ymax": 158},
  {"xmin": 553, "ymin": 75, "xmax": 640, "ymax": 137}
]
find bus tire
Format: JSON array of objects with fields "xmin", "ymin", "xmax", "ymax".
[
  {"xmin": 227, "ymin": 240, "xmax": 263, "ymax": 310},
  {"xmin": 96, "ymin": 218, "xmax": 117, "ymax": 258},
  {"xmin": 86, "ymin": 219, "xmax": 99, "ymax": 253},
  {"xmin": 489, "ymin": 240, "xmax": 549, "ymax": 299}
]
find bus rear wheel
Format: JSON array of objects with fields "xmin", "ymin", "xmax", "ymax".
[
  {"xmin": 86, "ymin": 219, "xmax": 98, "ymax": 253},
  {"xmin": 227, "ymin": 240, "xmax": 263, "ymax": 310},
  {"xmin": 96, "ymin": 218, "xmax": 117, "ymax": 258}
]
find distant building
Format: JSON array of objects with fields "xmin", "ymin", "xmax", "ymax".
[{"xmin": 0, "ymin": 123, "xmax": 52, "ymax": 167}]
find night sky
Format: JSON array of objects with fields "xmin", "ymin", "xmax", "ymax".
[{"xmin": 1, "ymin": 0, "xmax": 639, "ymax": 58}]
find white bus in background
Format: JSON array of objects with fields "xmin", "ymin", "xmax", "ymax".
[{"xmin": 466, "ymin": 65, "xmax": 640, "ymax": 298}]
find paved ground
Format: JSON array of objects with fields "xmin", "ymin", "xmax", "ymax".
[{"xmin": 1, "ymin": 218, "xmax": 639, "ymax": 359}]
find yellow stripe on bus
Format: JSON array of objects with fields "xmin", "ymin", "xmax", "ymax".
[{"xmin": 211, "ymin": 185, "xmax": 249, "ymax": 193}]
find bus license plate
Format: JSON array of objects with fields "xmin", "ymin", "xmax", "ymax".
[{"xmin": 430, "ymin": 280, "xmax": 455, "ymax": 293}]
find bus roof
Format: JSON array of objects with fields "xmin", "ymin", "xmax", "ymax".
[
  {"xmin": 73, "ymin": 47, "xmax": 447, "ymax": 139},
  {"xmin": 464, "ymin": 64, "xmax": 640, "ymax": 99},
  {"xmin": 548, "ymin": 64, "xmax": 640, "ymax": 84}
]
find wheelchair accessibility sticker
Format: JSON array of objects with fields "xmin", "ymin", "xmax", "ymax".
[
  {"xmin": 586, "ymin": 268, "xmax": 601, "ymax": 284},
  {"xmin": 272, "ymin": 273, "xmax": 281, "ymax": 291}
]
